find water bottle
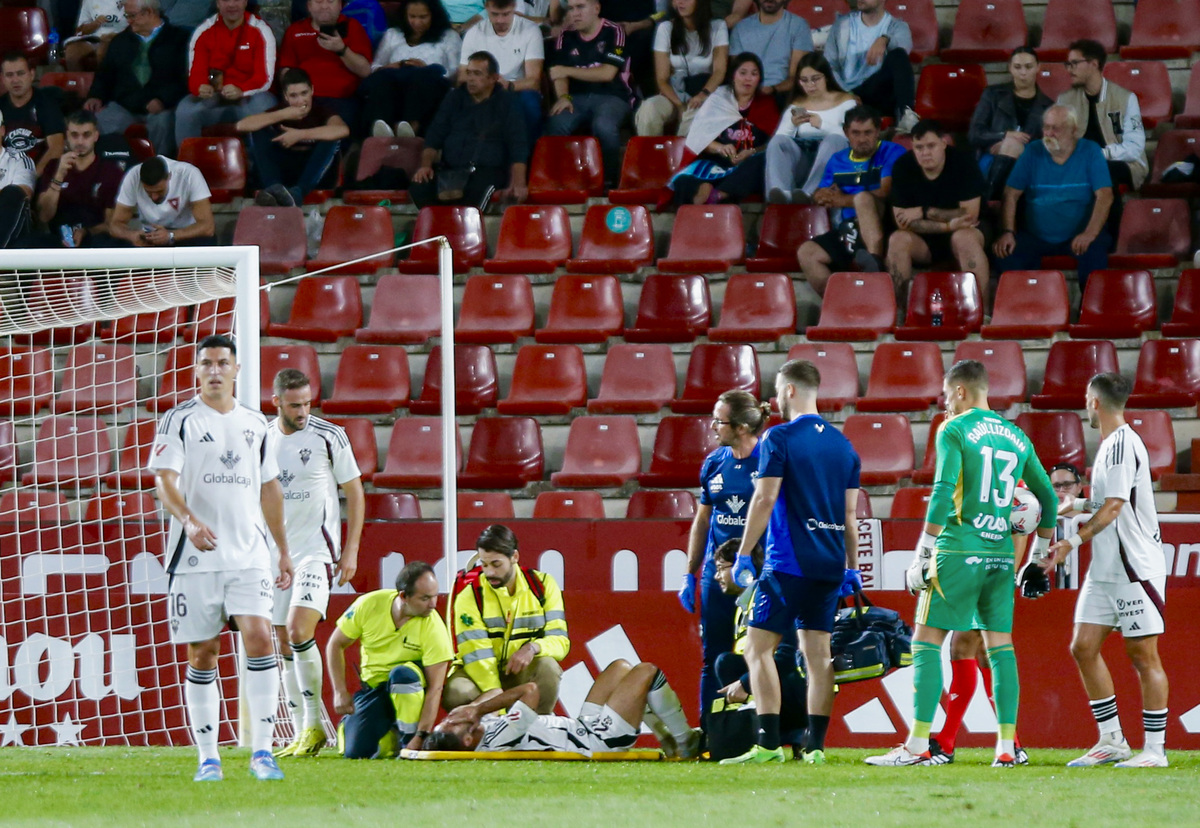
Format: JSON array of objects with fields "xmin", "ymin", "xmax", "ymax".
[
  {"xmin": 930, "ymin": 289, "xmax": 944, "ymax": 327},
  {"xmin": 47, "ymin": 30, "xmax": 60, "ymax": 65}
]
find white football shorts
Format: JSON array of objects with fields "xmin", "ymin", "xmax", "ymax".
[
  {"xmin": 582, "ymin": 705, "xmax": 639, "ymax": 753},
  {"xmin": 1074, "ymin": 576, "xmax": 1166, "ymax": 638},
  {"xmin": 271, "ymin": 558, "xmax": 332, "ymax": 625},
  {"xmin": 168, "ymin": 568, "xmax": 274, "ymax": 644}
]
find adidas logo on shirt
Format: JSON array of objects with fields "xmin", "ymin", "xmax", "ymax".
[{"xmin": 199, "ymin": 432, "xmax": 215, "ymax": 442}]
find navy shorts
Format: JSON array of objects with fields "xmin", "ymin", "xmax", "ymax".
[{"xmin": 749, "ymin": 570, "xmax": 842, "ymax": 635}]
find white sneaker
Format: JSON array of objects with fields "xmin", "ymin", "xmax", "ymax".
[
  {"xmin": 371, "ymin": 120, "xmax": 394, "ymax": 138},
  {"xmin": 864, "ymin": 744, "xmax": 931, "ymax": 766},
  {"xmin": 394, "ymin": 121, "xmax": 416, "ymax": 139},
  {"xmin": 1115, "ymin": 750, "xmax": 1168, "ymax": 768},
  {"xmin": 1066, "ymin": 737, "xmax": 1133, "ymax": 767},
  {"xmin": 896, "ymin": 106, "xmax": 920, "ymax": 134}
]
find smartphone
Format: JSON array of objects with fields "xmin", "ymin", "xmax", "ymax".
[
  {"xmin": 319, "ymin": 22, "xmax": 348, "ymax": 36},
  {"xmin": 208, "ymin": 68, "xmax": 223, "ymax": 88}
]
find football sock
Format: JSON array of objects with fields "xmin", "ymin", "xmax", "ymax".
[
  {"xmin": 645, "ymin": 669, "xmax": 691, "ymax": 743},
  {"xmin": 805, "ymin": 715, "xmax": 830, "ymax": 752},
  {"xmin": 907, "ymin": 641, "xmax": 942, "ymax": 754},
  {"xmin": 978, "ymin": 663, "xmax": 995, "ymax": 707},
  {"xmin": 279, "ymin": 655, "xmax": 301, "ymax": 730},
  {"xmin": 1144, "ymin": 708, "xmax": 1167, "ymax": 754},
  {"xmin": 937, "ymin": 658, "xmax": 978, "ymax": 753},
  {"xmin": 756, "ymin": 713, "xmax": 781, "ymax": 751},
  {"xmin": 291, "ymin": 638, "xmax": 324, "ymax": 731},
  {"xmin": 185, "ymin": 665, "xmax": 220, "ymax": 763},
  {"xmin": 1089, "ymin": 694, "xmax": 1123, "ymax": 741},
  {"xmin": 246, "ymin": 655, "xmax": 281, "ymax": 754},
  {"xmin": 986, "ymin": 645, "xmax": 1018, "ymax": 747}
]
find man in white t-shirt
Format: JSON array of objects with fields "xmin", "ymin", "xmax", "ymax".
[
  {"xmin": 267, "ymin": 368, "xmax": 365, "ymax": 759},
  {"xmin": 149, "ymin": 334, "xmax": 294, "ymax": 782},
  {"xmin": 1047, "ymin": 372, "xmax": 1170, "ymax": 769},
  {"xmin": 107, "ymin": 156, "xmax": 215, "ymax": 246},
  {"xmin": 460, "ymin": 0, "xmax": 544, "ymax": 138}
]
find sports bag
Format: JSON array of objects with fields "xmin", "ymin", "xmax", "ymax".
[
  {"xmin": 830, "ymin": 587, "xmax": 913, "ymax": 684},
  {"xmin": 705, "ymin": 698, "xmax": 757, "ymax": 761}
]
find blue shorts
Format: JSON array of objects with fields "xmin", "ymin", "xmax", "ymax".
[{"xmin": 749, "ymin": 570, "xmax": 842, "ymax": 635}]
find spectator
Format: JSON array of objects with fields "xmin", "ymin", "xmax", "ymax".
[
  {"xmin": 460, "ymin": 0, "xmax": 544, "ymax": 141},
  {"xmin": 35, "ymin": 111, "xmax": 124, "ymax": 248},
  {"xmin": 443, "ymin": 0, "xmax": 483, "ymax": 26},
  {"xmin": 598, "ymin": 0, "xmax": 660, "ymax": 97},
  {"xmin": 237, "ymin": 68, "xmax": 349, "ymax": 207},
  {"xmin": 824, "ymin": 0, "xmax": 914, "ymax": 125},
  {"xmin": 175, "ymin": 0, "xmax": 278, "ymax": 149},
  {"xmin": 278, "ymin": 0, "xmax": 373, "ymax": 127},
  {"xmin": 993, "ymin": 105, "xmax": 1112, "ymax": 288},
  {"xmin": 0, "ymin": 110, "xmax": 35, "ymax": 249},
  {"xmin": 545, "ymin": 0, "xmax": 633, "ymax": 187},
  {"xmin": 161, "ymin": 0, "xmax": 216, "ymax": 30},
  {"xmin": 969, "ymin": 47, "xmax": 1053, "ymax": 201},
  {"xmin": 634, "ymin": 0, "xmax": 728, "ymax": 138},
  {"xmin": 669, "ymin": 52, "xmax": 777, "ymax": 205},
  {"xmin": 364, "ymin": 0, "xmax": 462, "ymax": 138},
  {"xmin": 886, "ymin": 119, "xmax": 989, "ymax": 308},
  {"xmin": 63, "ymin": 0, "xmax": 127, "ymax": 72},
  {"xmin": 764, "ymin": 52, "xmax": 856, "ymax": 204},
  {"xmin": 728, "ymin": 0, "xmax": 811, "ymax": 105},
  {"xmin": 1052, "ymin": 462, "xmax": 1086, "ymax": 518},
  {"xmin": 106, "ymin": 155, "xmax": 215, "ymax": 246},
  {"xmin": 0, "ymin": 53, "xmax": 65, "ymax": 177},
  {"xmin": 84, "ymin": 0, "xmax": 190, "ymax": 160},
  {"xmin": 714, "ymin": 0, "xmax": 753, "ymax": 31},
  {"xmin": 410, "ymin": 51, "xmax": 529, "ymax": 209},
  {"xmin": 796, "ymin": 106, "xmax": 904, "ymax": 295}
]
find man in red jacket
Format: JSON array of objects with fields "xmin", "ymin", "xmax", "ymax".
[
  {"xmin": 175, "ymin": 0, "xmax": 277, "ymax": 149},
  {"xmin": 279, "ymin": 0, "xmax": 372, "ymax": 129}
]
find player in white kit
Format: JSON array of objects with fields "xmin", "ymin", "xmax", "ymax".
[
  {"xmin": 150, "ymin": 335, "xmax": 294, "ymax": 782},
  {"xmin": 1045, "ymin": 372, "xmax": 1170, "ymax": 768},
  {"xmin": 267, "ymin": 368, "xmax": 364, "ymax": 759}
]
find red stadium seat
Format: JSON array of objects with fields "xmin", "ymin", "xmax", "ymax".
[
  {"xmin": 397, "ymin": 206, "xmax": 486, "ymax": 274},
  {"xmin": 185, "ymin": 297, "xmax": 236, "ymax": 342},
  {"xmin": 326, "ymin": 417, "xmax": 379, "ymax": 482},
  {"xmin": 484, "ymin": 206, "xmax": 571, "ymax": 274},
  {"xmin": 0, "ymin": 346, "xmax": 52, "ymax": 415},
  {"xmin": 41, "ymin": 72, "xmax": 94, "ymax": 98},
  {"xmin": 1014, "ymin": 412, "xmax": 1087, "ymax": 470},
  {"xmin": 1163, "ymin": 269, "xmax": 1200, "ymax": 337},
  {"xmin": 178, "ymin": 137, "xmax": 245, "ymax": 203},
  {"xmin": 1035, "ymin": 64, "xmax": 1072, "ymax": 101},
  {"xmin": 856, "ymin": 488, "xmax": 873, "ymax": 518},
  {"xmin": 551, "ymin": 416, "xmax": 642, "ymax": 488},
  {"xmin": 890, "ymin": 487, "xmax": 933, "ymax": 520},
  {"xmin": 455, "ymin": 274, "xmax": 535, "ymax": 344},
  {"xmin": 786, "ymin": 0, "xmax": 849, "ymax": 28},
  {"xmin": 842, "ymin": 414, "xmax": 915, "ymax": 486},
  {"xmin": 1143, "ymin": 131, "xmax": 1200, "ymax": 198},
  {"xmin": 528, "ymin": 136, "xmax": 605, "ymax": 203},
  {"xmin": 672, "ymin": 344, "xmax": 760, "ymax": 414},
  {"xmin": 1038, "ymin": 0, "xmax": 1117, "ymax": 61},
  {"xmin": 55, "ymin": 343, "xmax": 138, "ymax": 413},
  {"xmin": 1126, "ymin": 410, "xmax": 1177, "ymax": 479},
  {"xmin": 914, "ymin": 64, "xmax": 988, "ymax": 133},
  {"xmin": 625, "ymin": 489, "xmax": 697, "ymax": 519},
  {"xmin": 566, "ymin": 204, "xmax": 656, "ymax": 274},
  {"xmin": 309, "ymin": 206, "xmax": 396, "ymax": 274},
  {"xmin": 21, "ymin": 416, "xmax": 112, "ymax": 486},
  {"xmin": 658, "ymin": 205, "xmax": 745, "ymax": 273},
  {"xmin": 127, "ymin": 135, "xmax": 156, "ymax": 163},
  {"xmin": 1031, "ymin": 340, "xmax": 1119, "ymax": 409},
  {"xmin": 86, "ymin": 492, "xmax": 158, "ymax": 522},
  {"xmin": 269, "ymin": 276, "xmax": 362, "ymax": 341},
  {"xmin": 0, "ymin": 420, "xmax": 15, "ymax": 480},
  {"xmin": 20, "ymin": 273, "xmax": 95, "ymax": 345},
  {"xmin": 322, "ymin": 345, "xmax": 410, "ymax": 414},
  {"xmin": 343, "ymin": 136, "xmax": 423, "ymax": 205},
  {"xmin": 1108, "ymin": 200, "xmax": 1191, "ymax": 269},
  {"xmin": 0, "ymin": 491, "xmax": 70, "ymax": 524},
  {"xmin": 625, "ymin": 273, "xmax": 712, "ymax": 343},
  {"xmin": 457, "ymin": 417, "xmax": 544, "ymax": 489},
  {"xmin": 609, "ymin": 136, "xmax": 686, "ymax": 204},
  {"xmin": 233, "ymin": 207, "xmax": 307, "ymax": 274},
  {"xmin": 1127, "ymin": 339, "xmax": 1200, "ymax": 408},
  {"xmin": 953, "ymin": 340, "xmax": 1028, "ymax": 409},
  {"xmin": 807, "ymin": 271, "xmax": 896, "ymax": 341},
  {"xmin": 149, "ymin": 344, "xmax": 196, "ymax": 413},
  {"xmin": 409, "ymin": 345, "xmax": 499, "ymax": 415},
  {"xmin": 886, "ymin": 0, "xmax": 939, "ymax": 62},
  {"xmin": 746, "ymin": 205, "xmax": 829, "ymax": 273},
  {"xmin": 981, "ymin": 270, "xmax": 1070, "ymax": 339},
  {"xmin": 1102, "ymin": 61, "xmax": 1173, "ymax": 128},
  {"xmin": 1121, "ymin": 0, "xmax": 1200, "ymax": 59},
  {"xmin": 0, "ymin": 8, "xmax": 50, "ymax": 65},
  {"xmin": 496, "ymin": 345, "xmax": 588, "ymax": 415},
  {"xmin": 708, "ymin": 273, "xmax": 796, "ymax": 342},
  {"xmin": 102, "ymin": 419, "xmax": 157, "ymax": 490},
  {"xmin": 457, "ymin": 491, "xmax": 515, "ymax": 519},
  {"xmin": 532, "ymin": 491, "xmax": 605, "ymax": 519},
  {"xmin": 895, "ymin": 272, "xmax": 983, "ymax": 341},
  {"xmin": 857, "ymin": 342, "xmax": 944, "ymax": 412},
  {"xmin": 1069, "ymin": 270, "xmax": 1158, "ymax": 339},
  {"xmin": 941, "ymin": 0, "xmax": 1026, "ymax": 62},
  {"xmin": 535, "ymin": 274, "xmax": 624, "ymax": 344},
  {"xmin": 587, "ymin": 344, "xmax": 678, "ymax": 414},
  {"xmin": 373, "ymin": 417, "xmax": 459, "ymax": 489},
  {"xmin": 363, "ymin": 492, "xmax": 421, "ymax": 520},
  {"xmin": 638, "ymin": 416, "xmax": 718, "ymax": 488},
  {"xmin": 911, "ymin": 412, "xmax": 945, "ymax": 485},
  {"xmin": 785, "ymin": 342, "xmax": 860, "ymax": 412},
  {"xmin": 356, "ymin": 274, "xmax": 440, "ymax": 345},
  {"xmin": 1176, "ymin": 63, "xmax": 1200, "ymax": 128},
  {"xmin": 104, "ymin": 308, "xmax": 186, "ymax": 344},
  {"xmin": 260, "ymin": 346, "xmax": 322, "ymax": 414}
]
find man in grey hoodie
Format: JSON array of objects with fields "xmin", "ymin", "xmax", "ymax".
[{"xmin": 824, "ymin": 0, "xmax": 914, "ymax": 124}]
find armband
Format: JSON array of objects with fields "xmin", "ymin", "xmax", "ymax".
[{"xmin": 1065, "ymin": 533, "xmax": 1083, "ymax": 551}]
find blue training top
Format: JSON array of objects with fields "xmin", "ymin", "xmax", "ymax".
[
  {"xmin": 818, "ymin": 139, "xmax": 907, "ymax": 222},
  {"xmin": 700, "ymin": 442, "xmax": 761, "ymax": 562}
]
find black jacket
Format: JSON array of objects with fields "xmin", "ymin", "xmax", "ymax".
[
  {"xmin": 968, "ymin": 83, "xmax": 1054, "ymax": 156},
  {"xmin": 90, "ymin": 23, "xmax": 192, "ymax": 114},
  {"xmin": 424, "ymin": 86, "xmax": 530, "ymax": 171}
]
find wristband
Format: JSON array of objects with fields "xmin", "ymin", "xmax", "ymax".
[
  {"xmin": 1065, "ymin": 533, "xmax": 1083, "ymax": 551},
  {"xmin": 337, "ymin": 46, "xmax": 348, "ymax": 56},
  {"xmin": 561, "ymin": 93, "xmax": 573, "ymax": 102},
  {"xmin": 1000, "ymin": 229, "xmax": 1014, "ymax": 236},
  {"xmin": 917, "ymin": 531, "xmax": 938, "ymax": 552},
  {"xmin": 1032, "ymin": 534, "xmax": 1051, "ymax": 561}
]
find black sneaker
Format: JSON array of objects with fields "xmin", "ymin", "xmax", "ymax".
[
  {"xmin": 928, "ymin": 737, "xmax": 954, "ymax": 765},
  {"xmin": 1015, "ymin": 745, "xmax": 1029, "ymax": 765},
  {"xmin": 854, "ymin": 247, "xmax": 884, "ymax": 273}
]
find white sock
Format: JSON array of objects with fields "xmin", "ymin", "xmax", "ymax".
[
  {"xmin": 905, "ymin": 736, "xmax": 929, "ymax": 755},
  {"xmin": 645, "ymin": 669, "xmax": 690, "ymax": 743},
  {"xmin": 280, "ymin": 656, "xmax": 301, "ymax": 730},
  {"xmin": 1090, "ymin": 695, "xmax": 1124, "ymax": 743},
  {"xmin": 997, "ymin": 738, "xmax": 1015, "ymax": 758},
  {"xmin": 292, "ymin": 639, "xmax": 324, "ymax": 731},
  {"xmin": 245, "ymin": 655, "xmax": 280, "ymax": 754},
  {"xmin": 1144, "ymin": 708, "xmax": 1168, "ymax": 754},
  {"xmin": 185, "ymin": 666, "xmax": 220, "ymax": 763}
]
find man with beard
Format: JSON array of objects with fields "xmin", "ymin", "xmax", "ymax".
[
  {"xmin": 0, "ymin": 53, "xmax": 65, "ymax": 177},
  {"xmin": 35, "ymin": 110, "xmax": 124, "ymax": 248},
  {"xmin": 107, "ymin": 155, "xmax": 215, "ymax": 246}
]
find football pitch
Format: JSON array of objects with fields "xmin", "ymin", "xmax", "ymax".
[{"xmin": 1, "ymin": 748, "xmax": 1196, "ymax": 827}]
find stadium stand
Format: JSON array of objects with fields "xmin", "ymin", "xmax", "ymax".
[
  {"xmin": 638, "ymin": 416, "xmax": 718, "ymax": 488},
  {"xmin": 397, "ymin": 206, "xmax": 487, "ymax": 274},
  {"xmin": 912, "ymin": 412, "xmax": 946, "ymax": 486},
  {"xmin": 1163, "ymin": 270, "xmax": 1200, "ymax": 337},
  {"xmin": 322, "ymin": 345, "xmax": 411, "ymax": 414},
  {"xmin": 886, "ymin": 0, "xmax": 939, "ymax": 63},
  {"xmin": 308, "ymin": 206, "xmax": 397, "ymax": 274},
  {"xmin": 1143, "ymin": 131, "xmax": 1200, "ymax": 197},
  {"xmin": 528, "ymin": 136, "xmax": 606, "ymax": 203},
  {"xmin": 1068, "ymin": 269, "xmax": 1159, "ymax": 339},
  {"xmin": 1102, "ymin": 61, "xmax": 1173, "ymax": 128},
  {"xmin": 1014, "ymin": 411, "xmax": 1088, "ymax": 471},
  {"xmin": 1176, "ymin": 62, "xmax": 1200, "ymax": 128},
  {"xmin": 587, "ymin": 344, "xmax": 678, "ymax": 414},
  {"xmin": 786, "ymin": 0, "xmax": 849, "ymax": 28},
  {"xmin": 233, "ymin": 207, "xmax": 307, "ymax": 274},
  {"xmin": 535, "ymin": 274, "xmax": 625, "ymax": 344},
  {"xmin": 890, "ymin": 486, "xmax": 933, "ymax": 520},
  {"xmin": 895, "ymin": 271, "xmax": 984, "ymax": 341},
  {"xmin": 1032, "ymin": 341, "xmax": 1120, "ymax": 410},
  {"xmin": 184, "ymin": 298, "xmax": 236, "ymax": 343},
  {"xmin": 914, "ymin": 64, "xmax": 988, "ymax": 132},
  {"xmin": 85, "ymin": 492, "xmax": 158, "ymax": 522},
  {"xmin": 1107, "ymin": 199, "xmax": 1191, "ymax": 269},
  {"xmin": 566, "ymin": 204, "xmax": 656, "ymax": 274},
  {"xmin": 657, "ymin": 205, "xmax": 745, "ymax": 273},
  {"xmin": 344, "ymin": 136, "xmax": 424, "ymax": 205},
  {"xmin": 0, "ymin": 491, "xmax": 70, "ymax": 524},
  {"xmin": 1126, "ymin": 410, "xmax": 1177, "ymax": 480},
  {"xmin": 178, "ymin": 137, "xmax": 246, "ymax": 204},
  {"xmin": 457, "ymin": 417, "xmax": 545, "ymax": 489},
  {"xmin": 409, "ymin": 345, "xmax": 499, "ymax": 415},
  {"xmin": 551, "ymin": 416, "xmax": 642, "ymax": 488},
  {"xmin": 374, "ymin": 418, "xmax": 460, "ymax": 489},
  {"xmin": 259, "ymin": 346, "xmax": 322, "ymax": 414},
  {"xmin": 625, "ymin": 273, "xmax": 713, "ymax": 343},
  {"xmin": 609, "ymin": 136, "xmax": 685, "ymax": 204},
  {"xmin": 707, "ymin": 273, "xmax": 797, "ymax": 342},
  {"xmin": 495, "ymin": 345, "xmax": 589, "ymax": 415},
  {"xmin": 268, "ymin": 276, "xmax": 363, "ymax": 341},
  {"xmin": 806, "ymin": 271, "xmax": 896, "ymax": 341},
  {"xmin": 953, "ymin": 340, "xmax": 1028, "ymax": 410},
  {"xmin": 0, "ymin": 8, "xmax": 54, "ymax": 66},
  {"xmin": 745, "ymin": 205, "xmax": 829, "ymax": 273},
  {"xmin": 857, "ymin": 342, "xmax": 945, "ymax": 413},
  {"xmin": 22, "ymin": 417, "xmax": 111, "ymax": 486},
  {"xmin": 842, "ymin": 414, "xmax": 915, "ymax": 486},
  {"xmin": 484, "ymin": 205, "xmax": 572, "ymax": 274},
  {"xmin": 355, "ymin": 274, "xmax": 441, "ymax": 345},
  {"xmin": 1038, "ymin": 0, "xmax": 1118, "ymax": 61},
  {"xmin": 0, "ymin": 346, "xmax": 53, "ymax": 415},
  {"xmin": 672, "ymin": 343, "xmax": 761, "ymax": 413},
  {"xmin": 1121, "ymin": 0, "xmax": 1200, "ymax": 59},
  {"xmin": 458, "ymin": 492, "xmax": 516, "ymax": 520},
  {"xmin": 54, "ymin": 344, "xmax": 138, "ymax": 413},
  {"xmin": 102, "ymin": 419, "xmax": 157, "ymax": 490},
  {"xmin": 455, "ymin": 274, "xmax": 536, "ymax": 344},
  {"xmin": 941, "ymin": 0, "xmax": 1027, "ymax": 63},
  {"xmin": 981, "ymin": 270, "xmax": 1070, "ymax": 339},
  {"xmin": 1127, "ymin": 339, "xmax": 1200, "ymax": 409},
  {"xmin": 104, "ymin": 309, "xmax": 187, "ymax": 344},
  {"xmin": 327, "ymin": 417, "xmax": 379, "ymax": 482}
]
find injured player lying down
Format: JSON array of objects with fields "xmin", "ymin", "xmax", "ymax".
[{"xmin": 423, "ymin": 660, "xmax": 702, "ymax": 758}]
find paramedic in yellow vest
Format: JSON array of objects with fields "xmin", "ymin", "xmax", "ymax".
[
  {"xmin": 326, "ymin": 561, "xmax": 453, "ymax": 758},
  {"xmin": 443, "ymin": 524, "xmax": 569, "ymax": 715}
]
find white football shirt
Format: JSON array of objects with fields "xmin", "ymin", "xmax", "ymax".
[
  {"xmin": 116, "ymin": 157, "xmax": 212, "ymax": 229},
  {"xmin": 1087, "ymin": 423, "xmax": 1165, "ymax": 583},
  {"xmin": 478, "ymin": 701, "xmax": 593, "ymax": 755},
  {"xmin": 0, "ymin": 148, "xmax": 35, "ymax": 192},
  {"xmin": 460, "ymin": 15, "xmax": 544, "ymax": 81},
  {"xmin": 266, "ymin": 415, "xmax": 360, "ymax": 564},
  {"xmin": 149, "ymin": 397, "xmax": 279, "ymax": 574}
]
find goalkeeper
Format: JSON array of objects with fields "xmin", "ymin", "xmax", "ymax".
[{"xmin": 865, "ymin": 359, "xmax": 1057, "ymax": 767}]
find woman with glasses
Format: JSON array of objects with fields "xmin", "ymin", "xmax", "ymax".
[
  {"xmin": 967, "ymin": 47, "xmax": 1053, "ymax": 200},
  {"xmin": 1051, "ymin": 462, "xmax": 1086, "ymax": 517}
]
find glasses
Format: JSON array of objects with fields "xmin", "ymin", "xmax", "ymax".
[
  {"xmin": 1063, "ymin": 59, "xmax": 1092, "ymax": 68},
  {"xmin": 1052, "ymin": 481, "xmax": 1079, "ymax": 490},
  {"xmin": 797, "ymin": 74, "xmax": 824, "ymax": 85}
]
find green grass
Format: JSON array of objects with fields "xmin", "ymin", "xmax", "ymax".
[{"xmin": 1, "ymin": 747, "xmax": 1196, "ymax": 827}]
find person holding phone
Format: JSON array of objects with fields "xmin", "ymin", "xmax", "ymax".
[
  {"xmin": 106, "ymin": 155, "xmax": 215, "ymax": 246},
  {"xmin": 279, "ymin": 0, "xmax": 373, "ymax": 127}
]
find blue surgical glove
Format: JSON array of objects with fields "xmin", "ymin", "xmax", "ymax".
[
  {"xmin": 840, "ymin": 567, "xmax": 863, "ymax": 597},
  {"xmin": 677, "ymin": 571, "xmax": 698, "ymax": 612},
  {"xmin": 733, "ymin": 555, "xmax": 756, "ymax": 588}
]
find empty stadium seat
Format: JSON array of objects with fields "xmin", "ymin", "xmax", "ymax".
[
  {"xmin": 911, "ymin": 412, "xmax": 945, "ymax": 485},
  {"xmin": 1108, "ymin": 199, "xmax": 1191, "ymax": 269},
  {"xmin": 609, "ymin": 136, "xmax": 686, "ymax": 203},
  {"xmin": 1069, "ymin": 270, "xmax": 1158, "ymax": 339},
  {"xmin": 232, "ymin": 207, "xmax": 307, "ymax": 274},
  {"xmin": 178, "ymin": 137, "xmax": 245, "ymax": 203},
  {"xmin": 1163, "ymin": 269, "xmax": 1200, "ymax": 337},
  {"xmin": 343, "ymin": 136, "xmax": 423, "ymax": 205},
  {"xmin": 397, "ymin": 206, "xmax": 487, "ymax": 274},
  {"xmin": 269, "ymin": 276, "xmax": 363, "ymax": 341},
  {"xmin": 532, "ymin": 491, "xmax": 606, "ymax": 519},
  {"xmin": 981, "ymin": 270, "xmax": 1070, "ymax": 339},
  {"xmin": 373, "ymin": 417, "xmax": 459, "ymax": 489},
  {"xmin": 746, "ymin": 205, "xmax": 829, "ymax": 272},
  {"xmin": 535, "ymin": 274, "xmax": 624, "ymax": 344},
  {"xmin": 355, "ymin": 274, "xmax": 440, "ymax": 345},
  {"xmin": 953, "ymin": 341, "xmax": 1028, "ymax": 409},
  {"xmin": 322, "ymin": 345, "xmax": 411, "ymax": 414},
  {"xmin": 658, "ymin": 205, "xmax": 745, "ymax": 273},
  {"xmin": 708, "ymin": 273, "xmax": 796, "ymax": 342},
  {"xmin": 890, "ymin": 487, "xmax": 933, "ymax": 520},
  {"xmin": 856, "ymin": 488, "xmax": 873, "ymax": 518},
  {"xmin": 457, "ymin": 417, "xmax": 544, "ymax": 489},
  {"xmin": 309, "ymin": 206, "xmax": 396, "ymax": 274},
  {"xmin": 1143, "ymin": 131, "xmax": 1200, "ymax": 198},
  {"xmin": 806, "ymin": 271, "xmax": 896, "ymax": 341},
  {"xmin": 54, "ymin": 343, "xmax": 138, "ymax": 413},
  {"xmin": 528, "ymin": 136, "xmax": 605, "ymax": 203},
  {"xmin": 0, "ymin": 420, "xmax": 15, "ymax": 480},
  {"xmin": 638, "ymin": 416, "xmax": 718, "ymax": 488},
  {"xmin": 326, "ymin": 417, "xmax": 379, "ymax": 482},
  {"xmin": 1126, "ymin": 410, "xmax": 1177, "ymax": 479},
  {"xmin": 785, "ymin": 343, "xmax": 860, "ymax": 411},
  {"xmin": 0, "ymin": 8, "xmax": 52, "ymax": 65},
  {"xmin": 1031, "ymin": 340, "xmax": 1119, "ymax": 409},
  {"xmin": 363, "ymin": 492, "xmax": 421, "ymax": 520},
  {"xmin": 1121, "ymin": 0, "xmax": 1200, "ymax": 59},
  {"xmin": 842, "ymin": 414, "xmax": 915, "ymax": 486},
  {"xmin": 149, "ymin": 345, "xmax": 195, "ymax": 413},
  {"xmin": 185, "ymin": 297, "xmax": 236, "ymax": 342},
  {"xmin": 484, "ymin": 205, "xmax": 571, "ymax": 273},
  {"xmin": 86, "ymin": 492, "xmax": 158, "ymax": 522},
  {"xmin": 22, "ymin": 417, "xmax": 112, "ymax": 486},
  {"xmin": 0, "ymin": 346, "xmax": 52, "ymax": 415},
  {"xmin": 587, "ymin": 344, "xmax": 678, "ymax": 414},
  {"xmin": 260, "ymin": 346, "xmax": 322, "ymax": 414},
  {"xmin": 895, "ymin": 272, "xmax": 983, "ymax": 341},
  {"xmin": 496, "ymin": 345, "xmax": 588, "ymax": 415},
  {"xmin": 886, "ymin": 0, "xmax": 939, "ymax": 62},
  {"xmin": 0, "ymin": 491, "xmax": 70, "ymax": 524},
  {"xmin": 551, "ymin": 416, "xmax": 642, "ymax": 488},
  {"xmin": 1035, "ymin": 64, "xmax": 1072, "ymax": 101},
  {"xmin": 1014, "ymin": 411, "xmax": 1087, "ymax": 470},
  {"xmin": 1177, "ymin": 63, "xmax": 1200, "ymax": 128},
  {"xmin": 409, "ymin": 344, "xmax": 499, "ymax": 415},
  {"xmin": 1102, "ymin": 61, "xmax": 1173, "ymax": 127},
  {"xmin": 566, "ymin": 204, "xmax": 656, "ymax": 274},
  {"xmin": 457, "ymin": 491, "xmax": 515, "ymax": 519},
  {"xmin": 22, "ymin": 273, "xmax": 95, "ymax": 345},
  {"xmin": 1127, "ymin": 339, "xmax": 1200, "ymax": 408},
  {"xmin": 857, "ymin": 342, "xmax": 944, "ymax": 412},
  {"xmin": 786, "ymin": 0, "xmax": 848, "ymax": 28},
  {"xmin": 41, "ymin": 73, "xmax": 93, "ymax": 99},
  {"xmin": 102, "ymin": 420, "xmax": 157, "ymax": 490},
  {"xmin": 672, "ymin": 344, "xmax": 760, "ymax": 414},
  {"xmin": 104, "ymin": 308, "xmax": 186, "ymax": 344},
  {"xmin": 1037, "ymin": 0, "xmax": 1117, "ymax": 60},
  {"xmin": 914, "ymin": 64, "xmax": 988, "ymax": 133},
  {"xmin": 941, "ymin": 0, "xmax": 1026, "ymax": 62},
  {"xmin": 625, "ymin": 489, "xmax": 697, "ymax": 519},
  {"xmin": 455, "ymin": 274, "xmax": 535, "ymax": 344},
  {"xmin": 625, "ymin": 273, "xmax": 712, "ymax": 342}
]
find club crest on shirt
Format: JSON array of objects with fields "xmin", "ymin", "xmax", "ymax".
[
  {"xmin": 709, "ymin": 473, "xmax": 724, "ymax": 494},
  {"xmin": 219, "ymin": 449, "xmax": 241, "ymax": 469},
  {"xmin": 243, "ymin": 429, "xmax": 256, "ymax": 448},
  {"xmin": 299, "ymin": 448, "xmax": 312, "ymax": 465},
  {"xmin": 279, "ymin": 468, "xmax": 295, "ymax": 488},
  {"xmin": 727, "ymin": 495, "xmax": 746, "ymax": 514},
  {"xmin": 169, "ymin": 197, "xmax": 180, "ymax": 210}
]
